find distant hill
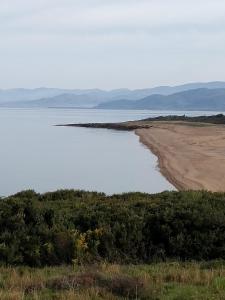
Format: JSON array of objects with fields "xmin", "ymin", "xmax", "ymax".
[
  {"xmin": 1, "ymin": 82, "xmax": 225, "ymax": 108},
  {"xmin": 142, "ymin": 81, "xmax": 225, "ymax": 96},
  {"xmin": 0, "ymin": 88, "xmax": 69, "ymax": 103},
  {"xmin": 0, "ymin": 93, "xmax": 102, "ymax": 108},
  {"xmin": 96, "ymin": 88, "xmax": 225, "ymax": 111}
]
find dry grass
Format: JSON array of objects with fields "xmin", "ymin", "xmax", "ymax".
[{"xmin": 0, "ymin": 262, "xmax": 225, "ymax": 299}]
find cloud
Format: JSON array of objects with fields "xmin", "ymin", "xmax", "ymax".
[
  {"xmin": 1, "ymin": 0, "xmax": 225, "ymax": 88},
  {"xmin": 1, "ymin": 0, "xmax": 225, "ymax": 35}
]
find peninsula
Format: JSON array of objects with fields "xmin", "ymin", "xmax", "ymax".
[{"xmin": 60, "ymin": 114, "xmax": 225, "ymax": 192}]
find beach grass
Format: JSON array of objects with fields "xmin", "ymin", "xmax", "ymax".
[{"xmin": 1, "ymin": 261, "xmax": 225, "ymax": 299}]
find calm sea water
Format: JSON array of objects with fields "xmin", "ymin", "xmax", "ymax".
[{"xmin": 0, "ymin": 108, "xmax": 221, "ymax": 196}]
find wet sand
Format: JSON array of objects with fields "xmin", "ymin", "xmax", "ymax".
[{"xmin": 136, "ymin": 123, "xmax": 225, "ymax": 191}]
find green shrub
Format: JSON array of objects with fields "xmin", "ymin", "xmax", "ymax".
[{"xmin": 1, "ymin": 190, "xmax": 225, "ymax": 266}]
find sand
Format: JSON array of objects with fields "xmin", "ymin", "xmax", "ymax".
[{"xmin": 135, "ymin": 123, "xmax": 225, "ymax": 192}]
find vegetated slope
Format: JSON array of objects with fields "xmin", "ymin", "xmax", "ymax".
[
  {"xmin": 142, "ymin": 113, "xmax": 225, "ymax": 124},
  {"xmin": 59, "ymin": 114, "xmax": 225, "ymax": 131},
  {"xmin": 1, "ymin": 189, "xmax": 225, "ymax": 266},
  {"xmin": 96, "ymin": 88, "xmax": 225, "ymax": 110}
]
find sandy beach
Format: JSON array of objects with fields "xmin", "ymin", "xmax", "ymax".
[{"xmin": 136, "ymin": 123, "xmax": 225, "ymax": 192}]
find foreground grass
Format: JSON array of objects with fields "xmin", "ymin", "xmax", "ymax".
[{"xmin": 1, "ymin": 262, "xmax": 225, "ymax": 299}]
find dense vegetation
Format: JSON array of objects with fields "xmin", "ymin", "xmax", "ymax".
[
  {"xmin": 143, "ymin": 113, "xmax": 225, "ymax": 124},
  {"xmin": 59, "ymin": 122, "xmax": 143, "ymax": 130},
  {"xmin": 1, "ymin": 190, "xmax": 225, "ymax": 267},
  {"xmin": 61, "ymin": 114, "xmax": 225, "ymax": 131}
]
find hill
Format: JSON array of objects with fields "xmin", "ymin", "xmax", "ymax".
[
  {"xmin": 96, "ymin": 88, "xmax": 225, "ymax": 110},
  {"xmin": 2, "ymin": 82, "xmax": 225, "ymax": 108},
  {"xmin": 0, "ymin": 93, "xmax": 102, "ymax": 108}
]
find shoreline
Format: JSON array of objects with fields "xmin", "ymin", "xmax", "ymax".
[
  {"xmin": 59, "ymin": 115, "xmax": 225, "ymax": 192},
  {"xmin": 135, "ymin": 128, "xmax": 204, "ymax": 191},
  {"xmin": 135, "ymin": 129, "xmax": 181, "ymax": 190},
  {"xmin": 135, "ymin": 124, "xmax": 225, "ymax": 192}
]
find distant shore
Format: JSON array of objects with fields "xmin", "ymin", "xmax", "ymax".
[{"xmin": 60, "ymin": 115, "xmax": 225, "ymax": 192}]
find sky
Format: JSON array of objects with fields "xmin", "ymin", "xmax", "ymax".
[{"xmin": 1, "ymin": 0, "xmax": 225, "ymax": 89}]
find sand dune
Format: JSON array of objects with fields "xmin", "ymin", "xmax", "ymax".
[{"xmin": 136, "ymin": 123, "xmax": 225, "ymax": 191}]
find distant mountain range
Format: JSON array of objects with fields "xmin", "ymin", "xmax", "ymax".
[
  {"xmin": 1, "ymin": 82, "xmax": 225, "ymax": 110},
  {"xmin": 1, "ymin": 94, "xmax": 102, "ymax": 108},
  {"xmin": 97, "ymin": 88, "xmax": 225, "ymax": 111}
]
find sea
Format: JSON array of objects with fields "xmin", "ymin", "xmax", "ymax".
[{"xmin": 0, "ymin": 108, "xmax": 221, "ymax": 196}]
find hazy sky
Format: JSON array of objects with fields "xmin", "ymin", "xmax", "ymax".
[{"xmin": 1, "ymin": 0, "xmax": 225, "ymax": 89}]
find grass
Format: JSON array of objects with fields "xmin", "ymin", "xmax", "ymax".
[{"xmin": 0, "ymin": 262, "xmax": 225, "ymax": 299}]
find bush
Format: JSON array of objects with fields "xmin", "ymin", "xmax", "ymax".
[{"xmin": 1, "ymin": 190, "xmax": 225, "ymax": 266}]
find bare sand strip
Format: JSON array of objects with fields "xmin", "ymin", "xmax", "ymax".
[{"xmin": 135, "ymin": 123, "xmax": 225, "ymax": 192}]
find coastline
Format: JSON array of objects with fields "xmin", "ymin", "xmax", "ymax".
[
  {"xmin": 135, "ymin": 128, "xmax": 202, "ymax": 190},
  {"xmin": 59, "ymin": 115, "xmax": 225, "ymax": 192},
  {"xmin": 135, "ymin": 124, "xmax": 225, "ymax": 192}
]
